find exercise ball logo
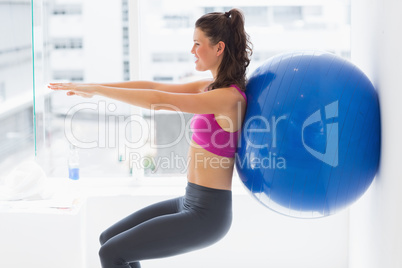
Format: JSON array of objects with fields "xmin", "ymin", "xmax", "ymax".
[{"xmin": 302, "ymin": 100, "xmax": 338, "ymax": 167}]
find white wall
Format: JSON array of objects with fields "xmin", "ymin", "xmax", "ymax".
[{"xmin": 349, "ymin": 0, "xmax": 402, "ymax": 267}]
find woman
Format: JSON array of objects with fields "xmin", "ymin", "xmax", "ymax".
[{"xmin": 49, "ymin": 8, "xmax": 252, "ymax": 268}]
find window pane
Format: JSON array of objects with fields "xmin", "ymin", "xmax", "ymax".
[
  {"xmin": 139, "ymin": 0, "xmax": 351, "ymax": 176},
  {"xmin": 26, "ymin": 0, "xmax": 350, "ymax": 179},
  {"xmin": 0, "ymin": 1, "xmax": 34, "ymax": 177},
  {"xmin": 32, "ymin": 0, "xmax": 136, "ymax": 178}
]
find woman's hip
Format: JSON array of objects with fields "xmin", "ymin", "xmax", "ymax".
[{"xmin": 182, "ymin": 181, "xmax": 232, "ymax": 230}]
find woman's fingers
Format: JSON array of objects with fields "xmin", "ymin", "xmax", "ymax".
[
  {"xmin": 48, "ymin": 85, "xmax": 61, "ymax": 90},
  {"xmin": 48, "ymin": 83, "xmax": 93, "ymax": 98},
  {"xmin": 48, "ymin": 83, "xmax": 75, "ymax": 90},
  {"xmin": 49, "ymin": 82, "xmax": 73, "ymax": 85}
]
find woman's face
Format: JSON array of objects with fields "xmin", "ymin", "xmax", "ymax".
[{"xmin": 191, "ymin": 28, "xmax": 222, "ymax": 75}]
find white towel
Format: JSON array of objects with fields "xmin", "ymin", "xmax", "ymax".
[{"xmin": 0, "ymin": 161, "xmax": 53, "ymax": 201}]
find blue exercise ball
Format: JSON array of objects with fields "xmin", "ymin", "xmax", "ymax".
[{"xmin": 236, "ymin": 51, "xmax": 381, "ymax": 218}]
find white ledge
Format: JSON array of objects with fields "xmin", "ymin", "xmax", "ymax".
[{"xmin": 0, "ymin": 175, "xmax": 248, "ymax": 214}]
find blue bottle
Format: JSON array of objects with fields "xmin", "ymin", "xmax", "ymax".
[{"xmin": 68, "ymin": 145, "xmax": 80, "ymax": 180}]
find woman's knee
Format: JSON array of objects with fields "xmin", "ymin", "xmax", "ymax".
[
  {"xmin": 99, "ymin": 230, "xmax": 110, "ymax": 245},
  {"xmin": 99, "ymin": 242, "xmax": 127, "ymax": 266}
]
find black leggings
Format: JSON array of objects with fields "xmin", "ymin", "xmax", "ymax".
[{"xmin": 99, "ymin": 182, "xmax": 233, "ymax": 268}]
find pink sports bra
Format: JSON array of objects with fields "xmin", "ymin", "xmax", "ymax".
[{"xmin": 190, "ymin": 84, "xmax": 247, "ymax": 158}]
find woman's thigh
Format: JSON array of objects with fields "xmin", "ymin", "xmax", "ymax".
[
  {"xmin": 99, "ymin": 197, "xmax": 182, "ymax": 245},
  {"xmin": 99, "ymin": 208, "xmax": 220, "ymax": 265}
]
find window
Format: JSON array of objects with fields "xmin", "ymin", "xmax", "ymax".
[
  {"xmin": 0, "ymin": 1, "xmax": 34, "ymax": 176},
  {"xmin": 0, "ymin": 0, "xmax": 350, "ymax": 179},
  {"xmin": 123, "ymin": 61, "xmax": 130, "ymax": 81},
  {"xmin": 30, "ymin": 1, "xmax": 134, "ymax": 178},
  {"xmin": 273, "ymin": 6, "xmax": 303, "ymax": 25},
  {"xmin": 53, "ymin": 4, "xmax": 82, "ymax": 15},
  {"xmin": 53, "ymin": 38, "xmax": 83, "ymax": 50},
  {"xmin": 0, "ymin": 82, "xmax": 5, "ymax": 102},
  {"xmin": 163, "ymin": 15, "xmax": 191, "ymax": 29},
  {"xmin": 53, "ymin": 70, "xmax": 84, "ymax": 81},
  {"xmin": 138, "ymin": 1, "xmax": 350, "ymax": 176}
]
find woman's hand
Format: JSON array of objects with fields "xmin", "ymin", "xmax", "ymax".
[{"xmin": 48, "ymin": 82, "xmax": 98, "ymax": 98}]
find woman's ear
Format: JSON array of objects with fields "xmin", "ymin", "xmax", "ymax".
[{"xmin": 216, "ymin": 41, "xmax": 225, "ymax": 56}]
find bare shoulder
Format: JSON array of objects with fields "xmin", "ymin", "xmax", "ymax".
[
  {"xmin": 210, "ymin": 85, "xmax": 246, "ymax": 111},
  {"xmin": 201, "ymin": 84, "xmax": 246, "ymax": 104},
  {"xmin": 225, "ymin": 85, "xmax": 246, "ymax": 102}
]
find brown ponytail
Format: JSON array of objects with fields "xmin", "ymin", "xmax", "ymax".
[{"xmin": 195, "ymin": 8, "xmax": 253, "ymax": 91}]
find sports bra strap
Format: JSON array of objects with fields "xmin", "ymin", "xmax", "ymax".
[
  {"xmin": 202, "ymin": 84, "xmax": 246, "ymax": 100},
  {"xmin": 230, "ymin": 84, "xmax": 247, "ymax": 100}
]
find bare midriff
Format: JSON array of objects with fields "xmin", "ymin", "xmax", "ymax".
[{"xmin": 186, "ymin": 139, "xmax": 236, "ymax": 190}]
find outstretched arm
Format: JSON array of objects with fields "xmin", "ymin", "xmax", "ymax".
[
  {"xmin": 48, "ymin": 83, "xmax": 241, "ymax": 115},
  {"xmin": 95, "ymin": 80, "xmax": 156, "ymax": 89},
  {"xmin": 52, "ymin": 79, "xmax": 212, "ymax": 94}
]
